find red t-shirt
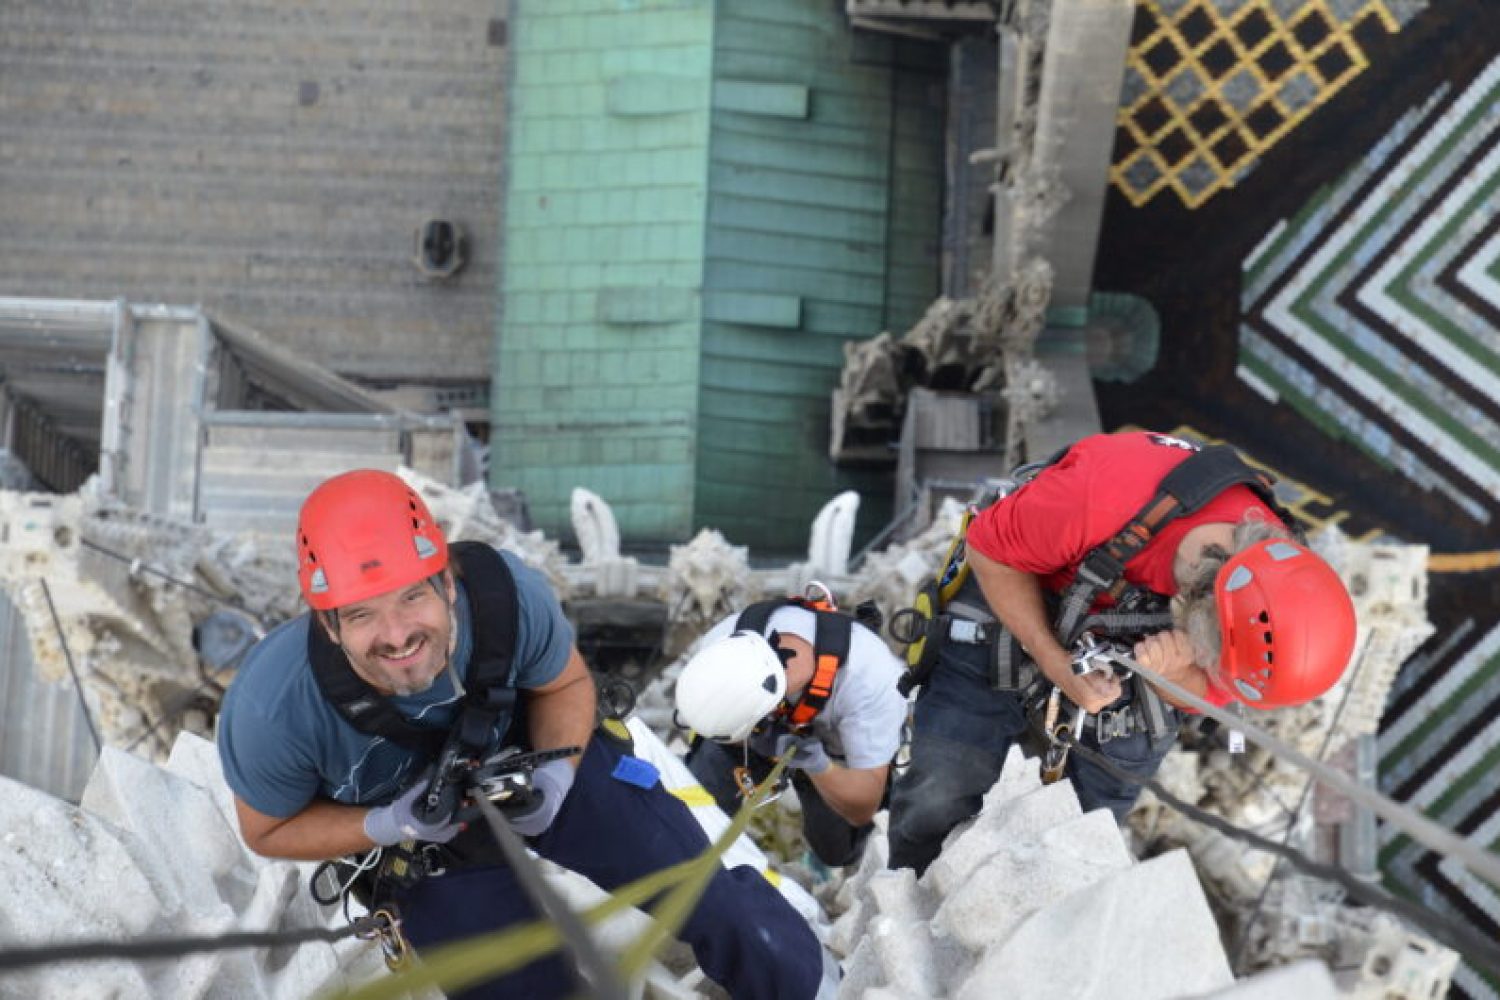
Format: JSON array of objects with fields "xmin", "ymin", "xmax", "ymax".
[{"xmin": 966, "ymin": 432, "xmax": 1277, "ymax": 708}]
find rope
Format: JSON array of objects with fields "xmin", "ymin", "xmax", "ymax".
[
  {"xmin": 1116, "ymin": 654, "xmax": 1500, "ymax": 890},
  {"xmin": 78, "ymin": 537, "xmax": 250, "ymax": 612},
  {"xmin": 469, "ymin": 793, "xmax": 630, "ymax": 1000},
  {"xmin": 1061, "ymin": 737, "xmax": 1500, "ymax": 981},
  {"xmin": 0, "ymin": 916, "xmax": 380, "ymax": 972},
  {"xmin": 1232, "ymin": 641, "xmax": 1369, "ymax": 969},
  {"xmin": 38, "ymin": 577, "xmax": 101, "ymax": 753},
  {"xmin": 340, "ymin": 758, "xmax": 793, "ymax": 1000}
]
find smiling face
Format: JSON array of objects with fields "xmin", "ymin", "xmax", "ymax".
[{"xmin": 327, "ymin": 573, "xmax": 456, "ymax": 696}]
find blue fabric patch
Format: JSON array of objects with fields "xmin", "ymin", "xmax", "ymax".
[{"xmin": 611, "ymin": 756, "xmax": 659, "ymax": 790}]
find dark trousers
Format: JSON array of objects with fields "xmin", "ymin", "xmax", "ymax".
[
  {"xmin": 684, "ymin": 737, "xmax": 873, "ymax": 868},
  {"xmin": 392, "ymin": 732, "xmax": 822, "ymax": 1000},
  {"xmin": 886, "ymin": 638, "xmax": 1178, "ymax": 875}
]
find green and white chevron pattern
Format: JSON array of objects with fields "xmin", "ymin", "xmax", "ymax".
[
  {"xmin": 1238, "ymin": 56, "xmax": 1500, "ymax": 1000},
  {"xmin": 1238, "ymin": 55, "xmax": 1500, "ymax": 527}
]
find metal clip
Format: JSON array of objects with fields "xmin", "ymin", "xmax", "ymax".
[
  {"xmin": 1040, "ymin": 689, "xmax": 1070, "ymax": 784},
  {"xmin": 1095, "ymin": 708, "xmax": 1130, "ymax": 744},
  {"xmin": 733, "ymin": 765, "xmax": 785, "ymax": 809},
  {"xmin": 418, "ymin": 843, "xmax": 448, "ymax": 879},
  {"xmin": 361, "ymin": 907, "xmax": 413, "ymax": 971}
]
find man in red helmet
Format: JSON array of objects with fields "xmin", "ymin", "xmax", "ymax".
[
  {"xmin": 887, "ymin": 432, "xmax": 1357, "ymax": 873},
  {"xmin": 218, "ymin": 470, "xmax": 825, "ymax": 999}
]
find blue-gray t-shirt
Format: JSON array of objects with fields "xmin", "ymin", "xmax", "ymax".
[{"xmin": 218, "ymin": 549, "xmax": 573, "ymax": 818}]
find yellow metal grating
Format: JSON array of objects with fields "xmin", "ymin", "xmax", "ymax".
[{"xmin": 1112, "ymin": 0, "xmax": 1407, "ymax": 210}]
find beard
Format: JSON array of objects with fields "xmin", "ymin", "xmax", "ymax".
[
  {"xmin": 385, "ymin": 673, "xmax": 437, "ymax": 697},
  {"xmin": 356, "ymin": 629, "xmax": 447, "ymax": 697}
]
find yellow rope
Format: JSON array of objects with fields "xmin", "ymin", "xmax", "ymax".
[{"xmin": 329, "ymin": 759, "xmax": 792, "ymax": 1000}]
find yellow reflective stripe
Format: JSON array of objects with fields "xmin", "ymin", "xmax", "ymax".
[
  {"xmin": 668, "ymin": 785, "xmax": 719, "ymax": 809},
  {"xmin": 762, "ymin": 868, "xmax": 781, "ymax": 888}
]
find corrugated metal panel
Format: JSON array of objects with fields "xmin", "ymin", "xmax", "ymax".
[
  {"xmin": 696, "ymin": 3, "xmax": 943, "ymax": 550},
  {"xmin": 0, "ymin": 296, "xmax": 462, "ymax": 545},
  {"xmin": 0, "ymin": 590, "xmax": 97, "ymax": 803},
  {"xmin": 491, "ymin": 0, "xmax": 715, "ymax": 542},
  {"xmin": 197, "ymin": 421, "xmax": 405, "ymax": 533}
]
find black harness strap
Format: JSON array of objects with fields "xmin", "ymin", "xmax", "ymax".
[
  {"xmin": 735, "ymin": 597, "xmax": 855, "ymax": 729},
  {"xmin": 936, "ymin": 440, "xmax": 1293, "ymax": 740},
  {"xmin": 307, "ymin": 541, "xmax": 520, "ymax": 759},
  {"xmin": 1056, "ymin": 444, "xmax": 1290, "ymax": 647}
]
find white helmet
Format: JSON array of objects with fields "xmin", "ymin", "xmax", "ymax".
[{"xmin": 675, "ymin": 630, "xmax": 786, "ymax": 743}]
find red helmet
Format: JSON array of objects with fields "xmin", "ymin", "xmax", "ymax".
[
  {"xmin": 296, "ymin": 470, "xmax": 448, "ymax": 611},
  {"xmin": 1216, "ymin": 538, "xmax": 1357, "ymax": 709}
]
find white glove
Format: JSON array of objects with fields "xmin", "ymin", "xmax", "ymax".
[
  {"xmin": 364, "ymin": 780, "xmax": 465, "ymax": 846},
  {"xmin": 750, "ymin": 729, "xmax": 831, "ymax": 774},
  {"xmin": 504, "ymin": 759, "xmax": 577, "ymax": 838}
]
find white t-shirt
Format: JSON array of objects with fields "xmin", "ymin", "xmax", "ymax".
[{"xmin": 698, "ymin": 605, "xmax": 907, "ymax": 770}]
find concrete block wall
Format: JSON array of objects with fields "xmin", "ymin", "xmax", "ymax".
[{"xmin": 0, "ymin": 1, "xmax": 509, "ymax": 381}]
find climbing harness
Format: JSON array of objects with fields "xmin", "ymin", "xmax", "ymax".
[
  {"xmin": 887, "ymin": 473, "xmax": 1041, "ymax": 697},
  {"xmin": 890, "ymin": 439, "xmax": 1295, "ymax": 747},
  {"xmin": 306, "ymin": 541, "xmax": 595, "ymax": 915},
  {"xmin": 733, "ymin": 581, "xmax": 868, "ymax": 732}
]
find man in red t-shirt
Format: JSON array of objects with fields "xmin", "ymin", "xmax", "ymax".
[{"xmin": 887, "ymin": 432, "xmax": 1356, "ymax": 874}]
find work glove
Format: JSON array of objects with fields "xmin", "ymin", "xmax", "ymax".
[
  {"xmin": 364, "ymin": 779, "xmax": 465, "ymax": 846},
  {"xmin": 748, "ymin": 729, "xmax": 831, "ymax": 774},
  {"xmin": 503, "ymin": 758, "xmax": 576, "ymax": 838}
]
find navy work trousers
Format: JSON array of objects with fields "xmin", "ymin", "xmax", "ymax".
[
  {"xmin": 886, "ymin": 638, "xmax": 1178, "ymax": 875},
  {"xmin": 392, "ymin": 732, "xmax": 822, "ymax": 999},
  {"xmin": 685, "ymin": 737, "xmax": 872, "ymax": 868}
]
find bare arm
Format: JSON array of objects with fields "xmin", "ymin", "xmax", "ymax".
[
  {"xmin": 234, "ymin": 795, "xmax": 378, "ymax": 862},
  {"xmin": 1131, "ymin": 629, "xmax": 1211, "ymax": 710},
  {"xmin": 804, "ymin": 763, "xmax": 889, "ymax": 827},
  {"xmin": 524, "ymin": 646, "xmax": 598, "ymax": 767},
  {"xmin": 966, "ymin": 547, "xmax": 1122, "ymax": 714}
]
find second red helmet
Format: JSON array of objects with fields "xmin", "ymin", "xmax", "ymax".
[{"xmin": 1215, "ymin": 538, "xmax": 1357, "ymax": 709}]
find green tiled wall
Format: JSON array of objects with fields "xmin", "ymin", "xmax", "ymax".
[
  {"xmin": 493, "ymin": 0, "xmax": 714, "ymax": 540},
  {"xmin": 697, "ymin": 4, "xmax": 943, "ymax": 550},
  {"xmin": 494, "ymin": 0, "xmax": 943, "ymax": 551}
]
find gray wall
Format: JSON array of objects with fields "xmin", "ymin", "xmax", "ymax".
[{"xmin": 0, "ymin": 1, "xmax": 510, "ymax": 383}]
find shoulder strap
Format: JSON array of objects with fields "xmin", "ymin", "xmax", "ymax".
[
  {"xmin": 736, "ymin": 596, "xmax": 853, "ymax": 729},
  {"xmin": 448, "ymin": 541, "xmax": 518, "ymax": 694},
  {"xmin": 1056, "ymin": 444, "xmax": 1287, "ymax": 644},
  {"xmin": 784, "ymin": 608, "xmax": 851, "ymax": 728},
  {"xmin": 447, "ymin": 541, "xmax": 522, "ymax": 753},
  {"xmin": 306, "ymin": 541, "xmax": 521, "ymax": 756},
  {"xmin": 733, "ymin": 598, "xmax": 785, "ymax": 639}
]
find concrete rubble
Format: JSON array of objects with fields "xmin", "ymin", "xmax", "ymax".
[
  {"xmin": 0, "ymin": 479, "xmax": 1459, "ymax": 998},
  {"xmin": 0, "ymin": 722, "xmax": 1341, "ymax": 1000}
]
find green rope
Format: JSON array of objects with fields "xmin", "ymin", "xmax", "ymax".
[{"xmin": 328, "ymin": 759, "xmax": 790, "ymax": 1000}]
